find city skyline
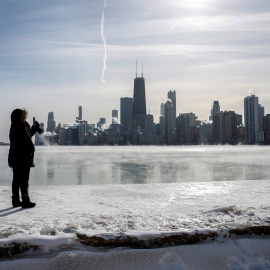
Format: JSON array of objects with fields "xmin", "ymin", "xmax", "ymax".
[
  {"xmin": 32, "ymin": 89, "xmax": 268, "ymax": 146},
  {"xmin": 1, "ymin": 0, "xmax": 270, "ymax": 142},
  {"xmin": 26, "ymin": 89, "xmax": 262, "ymax": 131}
]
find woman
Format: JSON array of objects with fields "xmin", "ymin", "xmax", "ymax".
[{"xmin": 8, "ymin": 108, "xmax": 43, "ymax": 208}]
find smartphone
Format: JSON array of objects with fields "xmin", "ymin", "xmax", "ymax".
[{"xmin": 33, "ymin": 117, "xmax": 36, "ymax": 126}]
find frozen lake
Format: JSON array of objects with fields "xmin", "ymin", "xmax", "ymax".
[{"xmin": 0, "ymin": 145, "xmax": 270, "ymax": 185}]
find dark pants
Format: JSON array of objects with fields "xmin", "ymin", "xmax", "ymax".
[{"xmin": 12, "ymin": 167, "xmax": 30, "ymax": 200}]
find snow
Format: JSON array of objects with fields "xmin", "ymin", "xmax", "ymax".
[
  {"xmin": 0, "ymin": 180, "xmax": 270, "ymax": 269},
  {"xmin": 1, "ymin": 238, "xmax": 270, "ymax": 270}
]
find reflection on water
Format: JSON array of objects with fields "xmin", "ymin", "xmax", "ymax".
[
  {"xmin": 0, "ymin": 145, "xmax": 270, "ymax": 185},
  {"xmin": 47, "ymin": 159, "xmax": 54, "ymax": 183},
  {"xmin": 120, "ymin": 163, "xmax": 150, "ymax": 184},
  {"xmin": 160, "ymin": 163, "xmax": 178, "ymax": 183}
]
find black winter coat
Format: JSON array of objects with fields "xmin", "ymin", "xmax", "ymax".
[{"xmin": 8, "ymin": 109, "xmax": 37, "ymax": 168}]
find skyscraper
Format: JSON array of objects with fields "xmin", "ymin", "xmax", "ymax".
[
  {"xmin": 144, "ymin": 114, "xmax": 154, "ymax": 144},
  {"xmin": 224, "ymin": 111, "xmax": 238, "ymax": 144},
  {"xmin": 209, "ymin": 100, "xmax": 220, "ymax": 121},
  {"xmin": 75, "ymin": 106, "xmax": 82, "ymax": 123},
  {"xmin": 100, "ymin": 118, "xmax": 106, "ymax": 125},
  {"xmin": 47, "ymin": 112, "xmax": 56, "ymax": 132},
  {"xmin": 112, "ymin": 109, "xmax": 118, "ymax": 119},
  {"xmin": 165, "ymin": 90, "xmax": 176, "ymax": 144},
  {"xmin": 212, "ymin": 111, "xmax": 225, "ymax": 143},
  {"xmin": 120, "ymin": 97, "xmax": 133, "ymax": 131},
  {"xmin": 159, "ymin": 115, "xmax": 165, "ymax": 137},
  {"xmin": 244, "ymin": 94, "xmax": 259, "ymax": 144},
  {"xmin": 112, "ymin": 109, "xmax": 118, "ymax": 124},
  {"xmin": 144, "ymin": 114, "xmax": 154, "ymax": 136},
  {"xmin": 177, "ymin": 113, "xmax": 196, "ymax": 144},
  {"xmin": 160, "ymin": 102, "xmax": 165, "ymax": 116},
  {"xmin": 264, "ymin": 114, "xmax": 270, "ymax": 144},
  {"xmin": 258, "ymin": 104, "xmax": 265, "ymax": 131},
  {"xmin": 78, "ymin": 106, "xmax": 82, "ymax": 121},
  {"xmin": 168, "ymin": 90, "xmax": 176, "ymax": 117},
  {"xmin": 132, "ymin": 76, "xmax": 146, "ymax": 130},
  {"xmin": 35, "ymin": 122, "xmax": 44, "ymax": 145}
]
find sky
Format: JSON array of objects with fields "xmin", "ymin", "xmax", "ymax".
[{"xmin": 1, "ymin": 0, "xmax": 270, "ymax": 142}]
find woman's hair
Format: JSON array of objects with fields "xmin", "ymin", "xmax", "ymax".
[{"xmin": 21, "ymin": 108, "xmax": 28, "ymax": 122}]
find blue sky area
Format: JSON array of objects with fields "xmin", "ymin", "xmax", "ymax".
[{"xmin": 1, "ymin": 0, "xmax": 270, "ymax": 141}]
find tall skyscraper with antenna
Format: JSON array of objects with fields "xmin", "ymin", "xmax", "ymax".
[{"xmin": 132, "ymin": 61, "xmax": 146, "ymax": 130}]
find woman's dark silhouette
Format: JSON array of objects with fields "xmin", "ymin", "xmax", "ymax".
[{"xmin": 8, "ymin": 109, "xmax": 43, "ymax": 208}]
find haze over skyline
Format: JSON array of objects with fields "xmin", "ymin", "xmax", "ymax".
[{"xmin": 1, "ymin": 0, "xmax": 270, "ymax": 142}]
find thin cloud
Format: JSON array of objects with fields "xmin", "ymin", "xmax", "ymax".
[{"xmin": 101, "ymin": 0, "xmax": 107, "ymax": 83}]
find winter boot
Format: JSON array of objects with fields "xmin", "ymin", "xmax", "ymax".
[
  {"xmin": 21, "ymin": 197, "xmax": 36, "ymax": 208},
  {"xmin": 12, "ymin": 196, "xmax": 22, "ymax": 207},
  {"xmin": 21, "ymin": 187, "xmax": 35, "ymax": 208}
]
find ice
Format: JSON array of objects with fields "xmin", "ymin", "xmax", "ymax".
[
  {"xmin": 1, "ymin": 238, "xmax": 270, "ymax": 270},
  {"xmin": 0, "ymin": 181, "xmax": 269, "ymax": 241},
  {"xmin": 1, "ymin": 149, "xmax": 270, "ymax": 270},
  {"xmin": 0, "ymin": 180, "xmax": 270, "ymax": 268}
]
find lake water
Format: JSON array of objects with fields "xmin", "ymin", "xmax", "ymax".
[{"xmin": 0, "ymin": 145, "xmax": 269, "ymax": 185}]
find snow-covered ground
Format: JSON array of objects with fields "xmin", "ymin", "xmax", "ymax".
[{"xmin": 1, "ymin": 180, "xmax": 270, "ymax": 269}]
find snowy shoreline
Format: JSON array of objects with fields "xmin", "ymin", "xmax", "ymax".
[
  {"xmin": 1, "ymin": 180, "xmax": 270, "ymax": 269},
  {"xmin": 1, "ymin": 236, "xmax": 270, "ymax": 270},
  {"xmin": 1, "ymin": 180, "xmax": 270, "ymax": 258},
  {"xmin": 1, "ymin": 225, "xmax": 270, "ymax": 259}
]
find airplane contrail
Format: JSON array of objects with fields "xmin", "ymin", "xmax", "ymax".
[{"xmin": 101, "ymin": 0, "xmax": 107, "ymax": 83}]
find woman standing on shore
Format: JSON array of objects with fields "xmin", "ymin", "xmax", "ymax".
[{"xmin": 8, "ymin": 108, "xmax": 43, "ymax": 208}]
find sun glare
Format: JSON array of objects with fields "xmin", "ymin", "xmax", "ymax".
[{"xmin": 181, "ymin": 0, "xmax": 214, "ymax": 8}]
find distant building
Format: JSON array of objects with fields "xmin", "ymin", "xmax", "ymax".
[
  {"xmin": 78, "ymin": 106, "xmax": 82, "ymax": 121},
  {"xmin": 244, "ymin": 94, "xmax": 259, "ymax": 144},
  {"xmin": 47, "ymin": 112, "xmax": 56, "ymax": 133},
  {"xmin": 165, "ymin": 100, "xmax": 176, "ymax": 144},
  {"xmin": 132, "ymin": 76, "xmax": 146, "ymax": 130},
  {"xmin": 65, "ymin": 125, "xmax": 79, "ymax": 145},
  {"xmin": 168, "ymin": 90, "xmax": 176, "ymax": 118},
  {"xmin": 144, "ymin": 114, "xmax": 155, "ymax": 144},
  {"xmin": 112, "ymin": 109, "xmax": 118, "ymax": 124},
  {"xmin": 255, "ymin": 131, "xmax": 264, "ymax": 144},
  {"xmin": 35, "ymin": 122, "xmax": 44, "ymax": 145},
  {"xmin": 165, "ymin": 90, "xmax": 176, "ymax": 144},
  {"xmin": 177, "ymin": 112, "xmax": 196, "ymax": 144},
  {"xmin": 89, "ymin": 124, "xmax": 95, "ymax": 132},
  {"xmin": 120, "ymin": 97, "xmax": 133, "ymax": 131},
  {"xmin": 160, "ymin": 102, "xmax": 165, "ymax": 116},
  {"xmin": 100, "ymin": 118, "xmax": 106, "ymax": 126},
  {"xmin": 258, "ymin": 104, "xmax": 265, "ymax": 131},
  {"xmin": 237, "ymin": 126, "xmax": 245, "ymax": 143},
  {"xmin": 224, "ymin": 111, "xmax": 238, "ymax": 144},
  {"xmin": 107, "ymin": 123, "xmax": 124, "ymax": 145},
  {"xmin": 159, "ymin": 115, "xmax": 165, "ymax": 137},
  {"xmin": 212, "ymin": 111, "xmax": 225, "ymax": 143},
  {"xmin": 78, "ymin": 121, "xmax": 89, "ymax": 145},
  {"xmin": 209, "ymin": 101, "xmax": 220, "ymax": 121},
  {"xmin": 199, "ymin": 123, "xmax": 213, "ymax": 144},
  {"xmin": 263, "ymin": 114, "xmax": 270, "ymax": 144},
  {"xmin": 213, "ymin": 110, "xmax": 239, "ymax": 144},
  {"xmin": 144, "ymin": 114, "xmax": 154, "ymax": 136},
  {"xmin": 236, "ymin": 114, "xmax": 243, "ymax": 126},
  {"xmin": 59, "ymin": 128, "xmax": 66, "ymax": 145},
  {"xmin": 112, "ymin": 109, "xmax": 118, "ymax": 118},
  {"xmin": 131, "ymin": 119, "xmax": 139, "ymax": 145}
]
